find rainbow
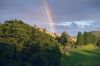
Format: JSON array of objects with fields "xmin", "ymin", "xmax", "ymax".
[{"xmin": 43, "ymin": 0, "xmax": 56, "ymax": 33}]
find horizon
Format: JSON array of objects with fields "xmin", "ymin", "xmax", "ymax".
[{"xmin": 0, "ymin": 0, "xmax": 100, "ymax": 36}]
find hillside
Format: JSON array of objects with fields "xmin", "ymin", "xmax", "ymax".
[
  {"xmin": 0, "ymin": 20, "xmax": 61, "ymax": 66},
  {"xmin": 91, "ymin": 31, "xmax": 100, "ymax": 37}
]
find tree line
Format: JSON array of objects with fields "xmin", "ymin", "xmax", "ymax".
[
  {"xmin": 56, "ymin": 31, "xmax": 100, "ymax": 47},
  {"xmin": 76, "ymin": 31, "xmax": 100, "ymax": 46}
]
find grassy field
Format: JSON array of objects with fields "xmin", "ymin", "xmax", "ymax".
[{"xmin": 61, "ymin": 44, "xmax": 100, "ymax": 66}]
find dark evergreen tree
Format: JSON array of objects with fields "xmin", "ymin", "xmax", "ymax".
[
  {"xmin": 90, "ymin": 32, "xmax": 97, "ymax": 44},
  {"xmin": 60, "ymin": 31, "xmax": 69, "ymax": 46},
  {"xmin": 76, "ymin": 32, "xmax": 84, "ymax": 45},
  {"xmin": 96, "ymin": 38, "xmax": 100, "ymax": 47},
  {"xmin": 84, "ymin": 32, "xmax": 97, "ymax": 45}
]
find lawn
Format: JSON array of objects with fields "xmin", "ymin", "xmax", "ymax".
[{"xmin": 61, "ymin": 44, "xmax": 100, "ymax": 66}]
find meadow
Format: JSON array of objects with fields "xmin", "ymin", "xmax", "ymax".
[{"xmin": 61, "ymin": 44, "xmax": 100, "ymax": 66}]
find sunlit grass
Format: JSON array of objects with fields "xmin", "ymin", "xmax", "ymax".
[
  {"xmin": 76, "ymin": 44, "xmax": 97, "ymax": 50},
  {"xmin": 61, "ymin": 44, "xmax": 100, "ymax": 66},
  {"xmin": 73, "ymin": 44, "xmax": 99, "ymax": 56}
]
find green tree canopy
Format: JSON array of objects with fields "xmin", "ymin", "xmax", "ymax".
[
  {"xmin": 0, "ymin": 20, "xmax": 61, "ymax": 66},
  {"xmin": 84, "ymin": 32, "xmax": 97, "ymax": 45},
  {"xmin": 76, "ymin": 32, "xmax": 84, "ymax": 45},
  {"xmin": 60, "ymin": 31, "xmax": 69, "ymax": 46}
]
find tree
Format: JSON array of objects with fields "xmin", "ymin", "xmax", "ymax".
[
  {"xmin": 0, "ymin": 20, "xmax": 33, "ymax": 51},
  {"xmin": 90, "ymin": 32, "xmax": 97, "ymax": 44},
  {"xmin": 0, "ymin": 20, "xmax": 62, "ymax": 66},
  {"xmin": 60, "ymin": 31, "xmax": 69, "ymax": 46},
  {"xmin": 83, "ymin": 32, "xmax": 97, "ymax": 45},
  {"xmin": 76, "ymin": 32, "xmax": 84, "ymax": 45},
  {"xmin": 0, "ymin": 42, "xmax": 16, "ymax": 66},
  {"xmin": 83, "ymin": 31, "xmax": 88, "ymax": 45},
  {"xmin": 96, "ymin": 38, "xmax": 100, "ymax": 47}
]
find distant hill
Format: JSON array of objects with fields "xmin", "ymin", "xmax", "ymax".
[{"xmin": 90, "ymin": 31, "xmax": 100, "ymax": 37}]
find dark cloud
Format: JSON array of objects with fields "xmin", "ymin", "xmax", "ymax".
[
  {"xmin": 48, "ymin": 0, "xmax": 100, "ymax": 22},
  {"xmin": 0, "ymin": 0, "xmax": 100, "ymax": 35}
]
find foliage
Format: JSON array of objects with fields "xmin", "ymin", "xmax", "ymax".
[
  {"xmin": 0, "ymin": 20, "xmax": 61, "ymax": 66},
  {"xmin": 0, "ymin": 20, "xmax": 33, "ymax": 50},
  {"xmin": 0, "ymin": 42, "xmax": 16, "ymax": 66},
  {"xmin": 76, "ymin": 31, "xmax": 98, "ymax": 46},
  {"xmin": 59, "ymin": 31, "xmax": 69, "ymax": 46},
  {"xmin": 96, "ymin": 38, "xmax": 100, "ymax": 47},
  {"xmin": 76, "ymin": 32, "xmax": 84, "ymax": 45},
  {"xmin": 84, "ymin": 32, "xmax": 97, "ymax": 45}
]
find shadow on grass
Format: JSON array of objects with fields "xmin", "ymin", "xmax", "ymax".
[
  {"xmin": 61, "ymin": 49, "xmax": 100, "ymax": 66},
  {"xmin": 82, "ymin": 49, "xmax": 100, "ymax": 56}
]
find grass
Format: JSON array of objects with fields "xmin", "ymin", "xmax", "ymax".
[{"xmin": 61, "ymin": 44, "xmax": 100, "ymax": 66}]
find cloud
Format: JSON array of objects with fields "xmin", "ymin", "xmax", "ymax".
[
  {"xmin": 56, "ymin": 20, "xmax": 94, "ymax": 27},
  {"xmin": 49, "ymin": 0, "xmax": 100, "ymax": 22},
  {"xmin": 55, "ymin": 20, "xmax": 100, "ymax": 35},
  {"xmin": 0, "ymin": 0, "xmax": 100, "ymax": 35}
]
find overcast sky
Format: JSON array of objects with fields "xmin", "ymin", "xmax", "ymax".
[{"xmin": 0, "ymin": 0, "xmax": 100, "ymax": 36}]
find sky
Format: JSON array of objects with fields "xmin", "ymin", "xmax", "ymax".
[{"xmin": 0, "ymin": 0, "xmax": 100, "ymax": 36}]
